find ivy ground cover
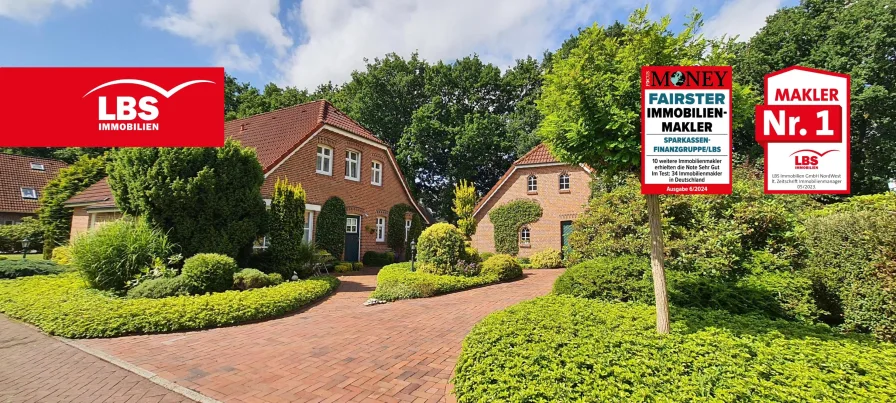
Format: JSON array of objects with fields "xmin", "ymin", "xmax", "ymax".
[
  {"xmin": 370, "ymin": 263, "xmax": 505, "ymax": 301},
  {"xmin": 0, "ymin": 272, "xmax": 339, "ymax": 338},
  {"xmin": 453, "ymin": 295, "xmax": 896, "ymax": 402}
]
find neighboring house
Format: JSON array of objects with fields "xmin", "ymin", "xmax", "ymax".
[
  {"xmin": 0, "ymin": 153, "xmax": 68, "ymax": 225},
  {"xmin": 65, "ymin": 100, "xmax": 430, "ymax": 261},
  {"xmin": 470, "ymin": 144, "xmax": 592, "ymax": 258}
]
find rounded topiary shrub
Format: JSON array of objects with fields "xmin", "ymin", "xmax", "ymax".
[
  {"xmin": 530, "ymin": 249, "xmax": 563, "ymax": 269},
  {"xmin": 553, "ymin": 255, "xmax": 652, "ymax": 302},
  {"xmin": 416, "ymin": 223, "xmax": 466, "ymax": 275},
  {"xmin": 181, "ymin": 253, "xmax": 238, "ymax": 294},
  {"xmin": 71, "ymin": 218, "xmax": 173, "ymax": 292},
  {"xmin": 480, "ymin": 254, "xmax": 523, "ymax": 281}
]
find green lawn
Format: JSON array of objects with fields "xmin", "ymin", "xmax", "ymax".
[{"xmin": 0, "ymin": 253, "xmax": 45, "ymax": 261}]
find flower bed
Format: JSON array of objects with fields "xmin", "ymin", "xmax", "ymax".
[
  {"xmin": 370, "ymin": 263, "xmax": 504, "ymax": 301},
  {"xmin": 0, "ymin": 272, "xmax": 338, "ymax": 338},
  {"xmin": 453, "ymin": 296, "xmax": 896, "ymax": 402}
]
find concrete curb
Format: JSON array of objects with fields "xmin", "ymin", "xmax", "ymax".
[{"xmin": 57, "ymin": 337, "xmax": 222, "ymax": 403}]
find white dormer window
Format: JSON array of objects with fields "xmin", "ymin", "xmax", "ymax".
[
  {"xmin": 21, "ymin": 187, "xmax": 37, "ymax": 199},
  {"xmin": 345, "ymin": 150, "xmax": 360, "ymax": 181},
  {"xmin": 371, "ymin": 161, "xmax": 382, "ymax": 186},
  {"xmin": 30, "ymin": 162, "xmax": 45, "ymax": 171},
  {"xmin": 316, "ymin": 145, "xmax": 333, "ymax": 175}
]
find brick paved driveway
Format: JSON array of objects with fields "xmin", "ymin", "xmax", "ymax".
[
  {"xmin": 0, "ymin": 315, "xmax": 192, "ymax": 403},
  {"xmin": 78, "ymin": 268, "xmax": 563, "ymax": 402}
]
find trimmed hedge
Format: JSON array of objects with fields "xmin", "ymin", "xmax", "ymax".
[
  {"xmin": 51, "ymin": 246, "xmax": 72, "ymax": 265},
  {"xmin": 554, "ymin": 256, "xmax": 823, "ymax": 323},
  {"xmin": 127, "ymin": 276, "xmax": 193, "ymax": 299},
  {"xmin": 0, "ymin": 272, "xmax": 339, "ymax": 338},
  {"xmin": 182, "ymin": 253, "xmax": 238, "ymax": 294},
  {"xmin": 480, "ymin": 254, "xmax": 523, "ymax": 281},
  {"xmin": 362, "ymin": 250, "xmax": 395, "ymax": 267},
  {"xmin": 453, "ymin": 296, "xmax": 896, "ymax": 403},
  {"xmin": 370, "ymin": 263, "xmax": 500, "ymax": 302},
  {"xmin": 233, "ymin": 269, "xmax": 283, "ymax": 291},
  {"xmin": 529, "ymin": 249, "xmax": 563, "ymax": 269},
  {"xmin": 416, "ymin": 223, "xmax": 466, "ymax": 275},
  {"xmin": 0, "ymin": 259, "xmax": 63, "ymax": 279}
]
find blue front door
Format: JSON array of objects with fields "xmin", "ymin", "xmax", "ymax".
[{"xmin": 561, "ymin": 220, "xmax": 573, "ymax": 258}]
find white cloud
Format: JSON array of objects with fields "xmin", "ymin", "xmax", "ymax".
[
  {"xmin": 279, "ymin": 0, "xmax": 608, "ymax": 89},
  {"xmin": 215, "ymin": 44, "xmax": 261, "ymax": 72},
  {"xmin": 0, "ymin": 0, "xmax": 89, "ymax": 23},
  {"xmin": 702, "ymin": 0, "xmax": 784, "ymax": 41},
  {"xmin": 146, "ymin": 0, "xmax": 292, "ymax": 53}
]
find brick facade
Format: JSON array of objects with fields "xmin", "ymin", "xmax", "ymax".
[
  {"xmin": 470, "ymin": 164, "xmax": 590, "ymax": 258},
  {"xmin": 263, "ymin": 128, "xmax": 418, "ymax": 258}
]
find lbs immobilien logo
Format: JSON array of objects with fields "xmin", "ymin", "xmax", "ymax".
[{"xmin": 0, "ymin": 67, "xmax": 223, "ymax": 147}]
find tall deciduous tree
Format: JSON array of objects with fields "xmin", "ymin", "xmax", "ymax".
[
  {"xmin": 453, "ymin": 180, "xmax": 477, "ymax": 239},
  {"xmin": 106, "ymin": 139, "xmax": 267, "ymax": 260},
  {"xmin": 739, "ymin": 0, "xmax": 896, "ymax": 194},
  {"xmin": 537, "ymin": 8, "xmax": 751, "ymax": 334},
  {"xmin": 37, "ymin": 154, "xmax": 106, "ymax": 258},
  {"xmin": 269, "ymin": 178, "xmax": 307, "ymax": 277}
]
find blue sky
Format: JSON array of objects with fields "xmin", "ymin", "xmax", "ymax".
[{"xmin": 0, "ymin": 0, "xmax": 797, "ymax": 90}]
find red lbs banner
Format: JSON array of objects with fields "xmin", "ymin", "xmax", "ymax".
[
  {"xmin": 755, "ymin": 66, "xmax": 850, "ymax": 194},
  {"xmin": 0, "ymin": 67, "xmax": 224, "ymax": 147}
]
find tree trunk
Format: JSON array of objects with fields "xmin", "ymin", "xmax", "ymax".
[{"xmin": 645, "ymin": 194, "xmax": 671, "ymax": 334}]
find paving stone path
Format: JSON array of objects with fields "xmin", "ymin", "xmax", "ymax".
[
  {"xmin": 4, "ymin": 268, "xmax": 562, "ymax": 402},
  {"xmin": 0, "ymin": 315, "xmax": 193, "ymax": 403}
]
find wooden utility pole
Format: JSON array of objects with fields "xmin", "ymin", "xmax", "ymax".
[{"xmin": 645, "ymin": 194, "xmax": 670, "ymax": 334}]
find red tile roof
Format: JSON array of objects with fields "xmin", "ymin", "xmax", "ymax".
[
  {"xmin": 0, "ymin": 153, "xmax": 68, "ymax": 214},
  {"xmin": 66, "ymin": 177, "xmax": 114, "ymax": 207},
  {"xmin": 227, "ymin": 100, "xmax": 383, "ymax": 172},
  {"xmin": 514, "ymin": 143, "xmax": 559, "ymax": 165}
]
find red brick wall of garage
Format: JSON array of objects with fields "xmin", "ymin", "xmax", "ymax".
[
  {"xmin": 470, "ymin": 165, "xmax": 590, "ymax": 258},
  {"xmin": 261, "ymin": 128, "xmax": 419, "ymax": 259}
]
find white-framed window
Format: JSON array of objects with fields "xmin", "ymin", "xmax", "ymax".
[
  {"xmin": 20, "ymin": 187, "xmax": 37, "ymax": 199},
  {"xmin": 303, "ymin": 211, "xmax": 315, "ymax": 242},
  {"xmin": 346, "ymin": 217, "xmax": 358, "ymax": 233},
  {"xmin": 520, "ymin": 227, "xmax": 531, "ymax": 245},
  {"xmin": 527, "ymin": 175, "xmax": 538, "ymax": 192},
  {"xmin": 345, "ymin": 150, "xmax": 360, "ymax": 181},
  {"xmin": 3, "ymin": 220, "xmax": 14, "ymax": 225},
  {"xmin": 316, "ymin": 145, "xmax": 333, "ymax": 175},
  {"xmin": 30, "ymin": 162, "xmax": 45, "ymax": 171},
  {"xmin": 405, "ymin": 218, "xmax": 412, "ymax": 242},
  {"xmin": 376, "ymin": 217, "xmax": 386, "ymax": 242},
  {"xmin": 253, "ymin": 235, "xmax": 270, "ymax": 251},
  {"xmin": 371, "ymin": 161, "xmax": 383, "ymax": 186},
  {"xmin": 559, "ymin": 173, "xmax": 570, "ymax": 191}
]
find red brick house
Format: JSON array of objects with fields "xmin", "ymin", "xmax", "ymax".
[
  {"xmin": 65, "ymin": 100, "xmax": 430, "ymax": 261},
  {"xmin": 470, "ymin": 144, "xmax": 592, "ymax": 257},
  {"xmin": 0, "ymin": 153, "xmax": 68, "ymax": 225}
]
